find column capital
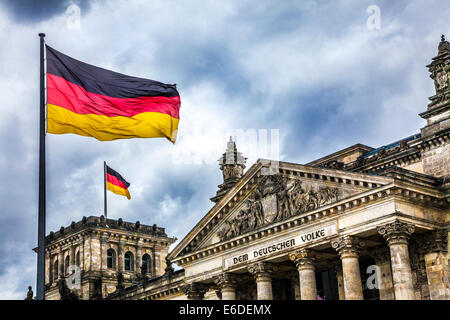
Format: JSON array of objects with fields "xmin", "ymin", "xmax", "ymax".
[
  {"xmin": 248, "ymin": 262, "xmax": 274, "ymax": 281},
  {"xmin": 182, "ymin": 283, "xmax": 208, "ymax": 300},
  {"xmin": 331, "ymin": 236, "xmax": 364, "ymax": 258},
  {"xmin": 377, "ymin": 220, "xmax": 415, "ymax": 246},
  {"xmin": 214, "ymin": 273, "xmax": 237, "ymax": 290},
  {"xmin": 289, "ymin": 249, "xmax": 317, "ymax": 271}
]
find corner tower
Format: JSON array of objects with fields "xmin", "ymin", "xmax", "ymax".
[
  {"xmin": 415, "ymin": 35, "xmax": 450, "ymax": 178},
  {"xmin": 37, "ymin": 216, "xmax": 176, "ymax": 300},
  {"xmin": 421, "ymin": 35, "xmax": 450, "ymax": 137}
]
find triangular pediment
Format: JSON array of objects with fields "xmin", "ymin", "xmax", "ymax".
[{"xmin": 168, "ymin": 159, "xmax": 393, "ymax": 262}]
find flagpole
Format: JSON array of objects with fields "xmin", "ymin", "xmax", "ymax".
[
  {"xmin": 37, "ymin": 32, "xmax": 46, "ymax": 300},
  {"xmin": 104, "ymin": 161, "xmax": 107, "ymax": 218}
]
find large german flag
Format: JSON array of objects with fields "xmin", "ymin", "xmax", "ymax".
[
  {"xmin": 45, "ymin": 45, "xmax": 180, "ymax": 142},
  {"xmin": 106, "ymin": 165, "xmax": 131, "ymax": 200}
]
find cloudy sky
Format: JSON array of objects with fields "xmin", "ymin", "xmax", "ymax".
[{"xmin": 0, "ymin": 0, "xmax": 448, "ymax": 299}]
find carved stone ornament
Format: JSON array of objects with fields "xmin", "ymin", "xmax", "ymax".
[
  {"xmin": 247, "ymin": 262, "xmax": 274, "ymax": 281},
  {"xmin": 331, "ymin": 236, "xmax": 364, "ymax": 258},
  {"xmin": 377, "ymin": 220, "xmax": 415, "ymax": 246},
  {"xmin": 217, "ymin": 174, "xmax": 339, "ymax": 241},
  {"xmin": 164, "ymin": 257, "xmax": 175, "ymax": 275},
  {"xmin": 289, "ymin": 249, "xmax": 317, "ymax": 270},
  {"xmin": 321, "ymin": 160, "xmax": 344, "ymax": 170},
  {"xmin": 182, "ymin": 283, "xmax": 208, "ymax": 300},
  {"xmin": 57, "ymin": 278, "xmax": 79, "ymax": 300},
  {"xmin": 214, "ymin": 273, "xmax": 237, "ymax": 290},
  {"xmin": 436, "ymin": 71, "xmax": 449, "ymax": 91}
]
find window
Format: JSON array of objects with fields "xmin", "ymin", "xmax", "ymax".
[
  {"xmin": 64, "ymin": 255, "xmax": 70, "ymax": 275},
  {"xmin": 142, "ymin": 254, "xmax": 151, "ymax": 274},
  {"xmin": 53, "ymin": 260, "xmax": 59, "ymax": 280},
  {"xmin": 76, "ymin": 251, "xmax": 80, "ymax": 267},
  {"xmin": 107, "ymin": 249, "xmax": 115, "ymax": 269},
  {"xmin": 124, "ymin": 251, "xmax": 133, "ymax": 271}
]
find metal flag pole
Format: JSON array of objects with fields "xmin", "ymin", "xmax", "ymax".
[
  {"xmin": 36, "ymin": 32, "xmax": 46, "ymax": 300},
  {"xmin": 104, "ymin": 161, "xmax": 107, "ymax": 218}
]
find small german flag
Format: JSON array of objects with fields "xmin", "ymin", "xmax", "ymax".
[{"xmin": 106, "ymin": 165, "xmax": 131, "ymax": 200}]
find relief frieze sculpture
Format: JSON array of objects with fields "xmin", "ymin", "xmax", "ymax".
[{"xmin": 217, "ymin": 174, "xmax": 339, "ymax": 241}]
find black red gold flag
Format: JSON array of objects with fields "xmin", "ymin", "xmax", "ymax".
[
  {"xmin": 106, "ymin": 165, "xmax": 131, "ymax": 200},
  {"xmin": 45, "ymin": 45, "xmax": 180, "ymax": 143}
]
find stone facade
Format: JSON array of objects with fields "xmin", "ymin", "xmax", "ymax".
[
  {"xmin": 40, "ymin": 36, "xmax": 449, "ymax": 301},
  {"xmin": 38, "ymin": 216, "xmax": 176, "ymax": 300}
]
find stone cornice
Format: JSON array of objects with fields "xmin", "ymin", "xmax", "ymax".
[
  {"xmin": 171, "ymin": 180, "xmax": 446, "ymax": 266},
  {"xmin": 306, "ymin": 144, "xmax": 374, "ymax": 167},
  {"xmin": 419, "ymin": 102, "xmax": 449, "ymax": 119},
  {"xmin": 43, "ymin": 216, "xmax": 174, "ymax": 246},
  {"xmin": 410, "ymin": 127, "xmax": 450, "ymax": 152},
  {"xmin": 42, "ymin": 227, "xmax": 176, "ymax": 253},
  {"xmin": 351, "ymin": 148, "xmax": 422, "ymax": 173}
]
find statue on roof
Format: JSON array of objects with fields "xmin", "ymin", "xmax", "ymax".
[{"xmin": 25, "ymin": 286, "xmax": 33, "ymax": 300}]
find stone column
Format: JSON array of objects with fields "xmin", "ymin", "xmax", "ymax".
[
  {"xmin": 215, "ymin": 273, "xmax": 237, "ymax": 300},
  {"xmin": 70, "ymin": 244, "xmax": 76, "ymax": 267},
  {"xmin": 419, "ymin": 230, "xmax": 449, "ymax": 300},
  {"xmin": 58, "ymin": 248, "xmax": 64, "ymax": 279},
  {"xmin": 79, "ymin": 237, "xmax": 85, "ymax": 271},
  {"xmin": 378, "ymin": 220, "xmax": 415, "ymax": 300},
  {"xmin": 331, "ymin": 236, "xmax": 364, "ymax": 300},
  {"xmin": 333, "ymin": 262, "xmax": 345, "ymax": 300},
  {"xmin": 45, "ymin": 251, "xmax": 51, "ymax": 285},
  {"xmin": 118, "ymin": 240, "xmax": 124, "ymax": 273},
  {"xmin": 289, "ymin": 249, "xmax": 318, "ymax": 300},
  {"xmin": 99, "ymin": 236, "xmax": 105, "ymax": 271},
  {"xmin": 374, "ymin": 249, "xmax": 395, "ymax": 300},
  {"xmin": 248, "ymin": 262, "xmax": 274, "ymax": 300},
  {"xmin": 288, "ymin": 272, "xmax": 301, "ymax": 300},
  {"xmin": 136, "ymin": 242, "xmax": 143, "ymax": 273},
  {"xmin": 182, "ymin": 283, "xmax": 208, "ymax": 300}
]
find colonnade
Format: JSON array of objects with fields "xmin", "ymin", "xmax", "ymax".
[{"xmin": 182, "ymin": 221, "xmax": 449, "ymax": 300}]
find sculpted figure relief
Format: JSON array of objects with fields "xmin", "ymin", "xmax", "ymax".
[{"xmin": 217, "ymin": 174, "xmax": 340, "ymax": 241}]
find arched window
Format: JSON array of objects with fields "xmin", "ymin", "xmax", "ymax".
[
  {"xmin": 142, "ymin": 254, "xmax": 151, "ymax": 274},
  {"xmin": 76, "ymin": 251, "xmax": 80, "ymax": 267},
  {"xmin": 64, "ymin": 255, "xmax": 70, "ymax": 275},
  {"xmin": 124, "ymin": 251, "xmax": 133, "ymax": 271},
  {"xmin": 107, "ymin": 249, "xmax": 116, "ymax": 269},
  {"xmin": 54, "ymin": 260, "xmax": 59, "ymax": 279}
]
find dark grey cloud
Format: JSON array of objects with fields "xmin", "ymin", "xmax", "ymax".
[{"xmin": 0, "ymin": 0, "xmax": 92, "ymax": 24}]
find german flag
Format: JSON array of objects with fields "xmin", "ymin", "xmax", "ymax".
[
  {"xmin": 106, "ymin": 165, "xmax": 131, "ymax": 200},
  {"xmin": 45, "ymin": 45, "xmax": 180, "ymax": 142}
]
